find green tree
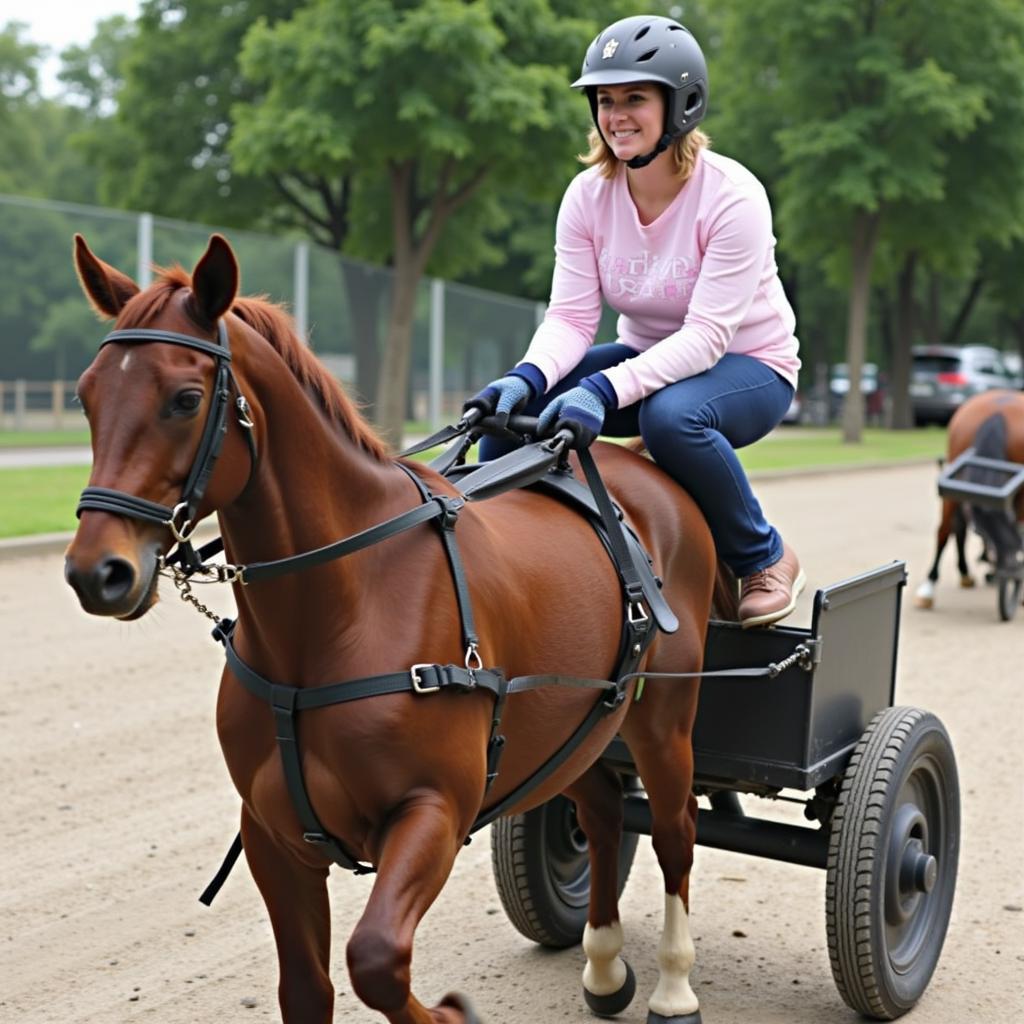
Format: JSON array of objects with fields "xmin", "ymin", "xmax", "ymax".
[
  {"xmin": 0, "ymin": 22, "xmax": 45, "ymax": 193},
  {"xmin": 230, "ymin": 0, "xmax": 598, "ymax": 442},
  {"xmin": 715, "ymin": 0, "xmax": 1024, "ymax": 440},
  {"xmin": 57, "ymin": 15, "xmax": 136, "ymax": 118}
]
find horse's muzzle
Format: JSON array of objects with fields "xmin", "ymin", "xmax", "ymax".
[{"xmin": 64, "ymin": 545, "xmax": 160, "ymax": 619}]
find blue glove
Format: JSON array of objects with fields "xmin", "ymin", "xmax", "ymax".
[
  {"xmin": 537, "ymin": 374, "xmax": 616, "ymax": 449},
  {"xmin": 464, "ymin": 364, "xmax": 546, "ymax": 420}
]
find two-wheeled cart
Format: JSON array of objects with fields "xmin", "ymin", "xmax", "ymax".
[
  {"xmin": 937, "ymin": 447, "xmax": 1024, "ymax": 620},
  {"xmin": 490, "ymin": 562, "xmax": 960, "ymax": 1021}
]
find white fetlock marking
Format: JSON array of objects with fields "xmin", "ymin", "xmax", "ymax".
[
  {"xmin": 648, "ymin": 893, "xmax": 699, "ymax": 1018},
  {"xmin": 582, "ymin": 921, "xmax": 627, "ymax": 997},
  {"xmin": 913, "ymin": 580, "xmax": 935, "ymax": 608}
]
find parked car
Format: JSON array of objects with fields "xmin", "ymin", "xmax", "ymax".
[
  {"xmin": 829, "ymin": 362, "xmax": 883, "ymax": 422},
  {"xmin": 1004, "ymin": 352, "xmax": 1023, "ymax": 388},
  {"xmin": 909, "ymin": 345, "xmax": 1019, "ymax": 426}
]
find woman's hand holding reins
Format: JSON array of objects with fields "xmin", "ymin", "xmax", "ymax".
[
  {"xmin": 464, "ymin": 364, "xmax": 547, "ymax": 424},
  {"xmin": 537, "ymin": 374, "xmax": 616, "ymax": 449}
]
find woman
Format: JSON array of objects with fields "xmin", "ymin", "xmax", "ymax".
[{"xmin": 468, "ymin": 14, "xmax": 803, "ymax": 628}]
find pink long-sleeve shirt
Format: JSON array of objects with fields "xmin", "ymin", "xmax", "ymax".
[{"xmin": 520, "ymin": 149, "xmax": 801, "ymax": 408}]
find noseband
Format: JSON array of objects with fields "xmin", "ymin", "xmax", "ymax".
[{"xmin": 76, "ymin": 321, "xmax": 256, "ymax": 566}]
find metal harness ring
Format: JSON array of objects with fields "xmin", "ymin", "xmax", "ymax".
[{"xmin": 166, "ymin": 501, "xmax": 197, "ymax": 544}]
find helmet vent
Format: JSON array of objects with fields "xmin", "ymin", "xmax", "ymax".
[
  {"xmin": 634, "ymin": 25, "xmax": 651, "ymax": 40},
  {"xmin": 636, "ymin": 48, "xmax": 659, "ymax": 63},
  {"xmin": 667, "ymin": 25, "xmax": 685, "ymax": 32}
]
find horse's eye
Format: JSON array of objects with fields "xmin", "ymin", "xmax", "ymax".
[{"xmin": 174, "ymin": 389, "xmax": 204, "ymax": 414}]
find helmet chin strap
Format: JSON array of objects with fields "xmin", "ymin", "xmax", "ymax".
[{"xmin": 625, "ymin": 131, "xmax": 677, "ymax": 169}]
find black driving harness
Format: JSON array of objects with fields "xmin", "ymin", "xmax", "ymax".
[{"xmin": 76, "ymin": 318, "xmax": 674, "ymax": 903}]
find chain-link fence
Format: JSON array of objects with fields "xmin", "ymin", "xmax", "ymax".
[{"xmin": 0, "ymin": 193, "xmax": 545, "ymax": 432}]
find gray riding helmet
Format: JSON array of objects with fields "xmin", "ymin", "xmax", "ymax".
[{"xmin": 572, "ymin": 15, "xmax": 709, "ymax": 139}]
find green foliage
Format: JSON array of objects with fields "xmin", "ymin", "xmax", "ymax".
[
  {"xmin": 83, "ymin": 0, "xmax": 300, "ymax": 227},
  {"xmin": 58, "ymin": 16, "xmax": 136, "ymax": 118},
  {"xmin": 714, "ymin": 0, "xmax": 1024, "ymax": 286},
  {"xmin": 231, "ymin": 0, "xmax": 594, "ymax": 277}
]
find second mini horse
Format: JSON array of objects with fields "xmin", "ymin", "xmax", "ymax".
[{"xmin": 915, "ymin": 389, "xmax": 1024, "ymax": 611}]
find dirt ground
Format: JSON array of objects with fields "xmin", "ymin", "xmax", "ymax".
[{"xmin": 2, "ymin": 462, "xmax": 1022, "ymax": 1024}]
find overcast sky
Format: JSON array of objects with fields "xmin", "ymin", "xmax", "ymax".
[{"xmin": 11, "ymin": 0, "xmax": 142, "ymax": 95}]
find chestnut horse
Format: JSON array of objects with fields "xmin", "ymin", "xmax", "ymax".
[
  {"xmin": 915, "ymin": 388, "xmax": 1024, "ymax": 610},
  {"xmin": 64, "ymin": 234, "xmax": 718, "ymax": 1024}
]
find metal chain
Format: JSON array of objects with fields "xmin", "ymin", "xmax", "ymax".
[{"xmin": 162, "ymin": 563, "xmax": 226, "ymax": 624}]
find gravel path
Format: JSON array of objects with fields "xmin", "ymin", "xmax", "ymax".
[{"xmin": 1, "ymin": 462, "xmax": 1022, "ymax": 1023}]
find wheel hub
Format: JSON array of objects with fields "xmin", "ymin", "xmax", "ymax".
[{"xmin": 885, "ymin": 804, "xmax": 931, "ymax": 926}]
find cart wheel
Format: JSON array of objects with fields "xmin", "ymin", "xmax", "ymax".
[
  {"xmin": 997, "ymin": 576, "xmax": 1022, "ymax": 621},
  {"xmin": 490, "ymin": 792, "xmax": 639, "ymax": 948},
  {"xmin": 826, "ymin": 707, "xmax": 959, "ymax": 1020}
]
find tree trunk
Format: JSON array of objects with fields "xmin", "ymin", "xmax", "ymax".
[
  {"xmin": 339, "ymin": 259, "xmax": 385, "ymax": 414},
  {"xmin": 374, "ymin": 262, "xmax": 420, "ymax": 445},
  {"xmin": 889, "ymin": 252, "xmax": 917, "ymax": 430},
  {"xmin": 923, "ymin": 272, "xmax": 942, "ymax": 345},
  {"xmin": 942, "ymin": 275, "xmax": 985, "ymax": 347},
  {"xmin": 842, "ymin": 210, "xmax": 881, "ymax": 443},
  {"xmin": 373, "ymin": 159, "xmax": 491, "ymax": 443}
]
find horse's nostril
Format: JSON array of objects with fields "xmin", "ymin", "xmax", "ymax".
[{"xmin": 98, "ymin": 556, "xmax": 136, "ymax": 603}]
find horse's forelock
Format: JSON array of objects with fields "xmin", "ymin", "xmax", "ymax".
[{"xmin": 115, "ymin": 265, "xmax": 191, "ymax": 327}]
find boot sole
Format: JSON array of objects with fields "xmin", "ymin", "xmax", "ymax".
[{"xmin": 739, "ymin": 569, "xmax": 807, "ymax": 629}]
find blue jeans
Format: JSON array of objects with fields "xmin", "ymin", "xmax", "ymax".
[{"xmin": 479, "ymin": 345, "xmax": 794, "ymax": 576}]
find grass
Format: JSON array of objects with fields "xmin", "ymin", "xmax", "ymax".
[
  {"xmin": 0, "ymin": 464, "xmax": 91, "ymax": 538},
  {"xmin": 736, "ymin": 425, "xmax": 947, "ymax": 472},
  {"xmin": 1, "ymin": 425, "xmax": 948, "ymax": 539},
  {"xmin": 0, "ymin": 429, "xmax": 91, "ymax": 447}
]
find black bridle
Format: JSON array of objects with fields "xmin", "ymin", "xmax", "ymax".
[{"xmin": 76, "ymin": 320, "xmax": 256, "ymax": 568}]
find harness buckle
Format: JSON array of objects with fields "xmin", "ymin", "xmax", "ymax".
[
  {"xmin": 236, "ymin": 395, "xmax": 255, "ymax": 429},
  {"xmin": 410, "ymin": 664, "xmax": 441, "ymax": 694},
  {"xmin": 464, "ymin": 643, "xmax": 484, "ymax": 673},
  {"xmin": 215, "ymin": 563, "xmax": 247, "ymax": 585},
  {"xmin": 628, "ymin": 601, "xmax": 649, "ymax": 625},
  {"xmin": 165, "ymin": 501, "xmax": 197, "ymax": 544}
]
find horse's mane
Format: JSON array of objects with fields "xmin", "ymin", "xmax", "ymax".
[{"xmin": 122, "ymin": 266, "xmax": 391, "ymax": 463}]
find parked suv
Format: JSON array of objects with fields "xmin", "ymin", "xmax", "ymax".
[
  {"xmin": 829, "ymin": 362, "xmax": 884, "ymax": 422},
  {"xmin": 910, "ymin": 345, "xmax": 1018, "ymax": 426}
]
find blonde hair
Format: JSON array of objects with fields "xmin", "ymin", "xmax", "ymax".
[{"xmin": 580, "ymin": 125, "xmax": 710, "ymax": 183}]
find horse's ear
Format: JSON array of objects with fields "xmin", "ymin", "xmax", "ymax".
[
  {"xmin": 73, "ymin": 234, "xmax": 140, "ymax": 317},
  {"xmin": 190, "ymin": 234, "xmax": 238, "ymax": 325}
]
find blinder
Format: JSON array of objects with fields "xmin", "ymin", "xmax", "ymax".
[{"xmin": 76, "ymin": 320, "xmax": 255, "ymax": 568}]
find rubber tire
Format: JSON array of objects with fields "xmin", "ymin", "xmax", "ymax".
[
  {"xmin": 490, "ymin": 792, "xmax": 639, "ymax": 948},
  {"xmin": 826, "ymin": 707, "xmax": 960, "ymax": 1020},
  {"xmin": 997, "ymin": 576, "xmax": 1022, "ymax": 621}
]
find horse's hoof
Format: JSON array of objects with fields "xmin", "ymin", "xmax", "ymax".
[
  {"xmin": 960, "ymin": 575, "xmax": 977, "ymax": 588},
  {"xmin": 913, "ymin": 594, "xmax": 934, "ymax": 609},
  {"xmin": 647, "ymin": 1010, "xmax": 702, "ymax": 1024},
  {"xmin": 583, "ymin": 960, "xmax": 636, "ymax": 1017},
  {"xmin": 439, "ymin": 992, "xmax": 482, "ymax": 1023}
]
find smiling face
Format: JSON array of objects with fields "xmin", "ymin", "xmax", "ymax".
[{"xmin": 595, "ymin": 82, "xmax": 666, "ymax": 162}]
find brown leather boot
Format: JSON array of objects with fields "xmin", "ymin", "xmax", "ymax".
[{"xmin": 738, "ymin": 543, "xmax": 806, "ymax": 628}]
